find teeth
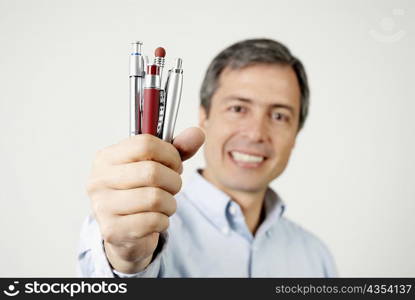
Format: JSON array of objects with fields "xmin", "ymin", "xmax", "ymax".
[{"xmin": 231, "ymin": 151, "xmax": 264, "ymax": 163}]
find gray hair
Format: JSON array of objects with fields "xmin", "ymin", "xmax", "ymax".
[{"xmin": 200, "ymin": 38, "xmax": 310, "ymax": 131}]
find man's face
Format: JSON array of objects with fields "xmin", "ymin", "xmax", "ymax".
[{"xmin": 200, "ymin": 63, "xmax": 301, "ymax": 194}]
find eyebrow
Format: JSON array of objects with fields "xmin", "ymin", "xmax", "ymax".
[{"xmin": 224, "ymin": 96, "xmax": 295, "ymax": 114}]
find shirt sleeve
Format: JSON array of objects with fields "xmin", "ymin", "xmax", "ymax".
[{"xmin": 77, "ymin": 214, "xmax": 167, "ymax": 278}]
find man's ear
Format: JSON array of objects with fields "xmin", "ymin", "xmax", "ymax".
[{"xmin": 199, "ymin": 106, "xmax": 208, "ymax": 129}]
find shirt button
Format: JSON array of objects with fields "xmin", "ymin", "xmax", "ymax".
[{"xmin": 221, "ymin": 226, "xmax": 230, "ymax": 235}]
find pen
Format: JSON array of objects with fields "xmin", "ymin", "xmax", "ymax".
[
  {"xmin": 129, "ymin": 43, "xmax": 182, "ymax": 141},
  {"xmin": 142, "ymin": 47, "xmax": 166, "ymax": 136},
  {"xmin": 129, "ymin": 41, "xmax": 145, "ymax": 136},
  {"xmin": 162, "ymin": 58, "xmax": 183, "ymax": 142},
  {"xmin": 142, "ymin": 63, "xmax": 161, "ymax": 136},
  {"xmin": 153, "ymin": 47, "xmax": 167, "ymax": 138}
]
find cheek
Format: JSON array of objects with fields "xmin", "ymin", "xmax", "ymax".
[
  {"xmin": 272, "ymin": 134, "xmax": 296, "ymax": 159},
  {"xmin": 204, "ymin": 118, "xmax": 235, "ymax": 156}
]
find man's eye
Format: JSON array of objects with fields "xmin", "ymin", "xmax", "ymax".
[
  {"xmin": 229, "ymin": 105, "xmax": 245, "ymax": 113},
  {"xmin": 272, "ymin": 112, "xmax": 288, "ymax": 122}
]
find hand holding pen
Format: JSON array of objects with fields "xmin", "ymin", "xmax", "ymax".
[{"xmin": 86, "ymin": 42, "xmax": 205, "ymax": 275}]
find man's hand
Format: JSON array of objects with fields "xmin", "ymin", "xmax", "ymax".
[{"xmin": 86, "ymin": 127, "xmax": 205, "ymax": 274}]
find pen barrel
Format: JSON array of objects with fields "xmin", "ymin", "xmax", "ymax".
[
  {"xmin": 142, "ymin": 88, "xmax": 160, "ymax": 136},
  {"xmin": 129, "ymin": 42, "xmax": 144, "ymax": 136},
  {"xmin": 162, "ymin": 68, "xmax": 183, "ymax": 142},
  {"xmin": 129, "ymin": 76, "xmax": 143, "ymax": 136}
]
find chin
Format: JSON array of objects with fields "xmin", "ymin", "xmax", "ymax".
[{"xmin": 222, "ymin": 177, "xmax": 268, "ymax": 194}]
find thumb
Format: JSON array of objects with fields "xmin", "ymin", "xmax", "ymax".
[{"xmin": 172, "ymin": 127, "xmax": 205, "ymax": 161}]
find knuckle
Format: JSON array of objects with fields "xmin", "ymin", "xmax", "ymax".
[
  {"xmin": 170, "ymin": 196, "xmax": 177, "ymax": 215},
  {"xmin": 137, "ymin": 135, "xmax": 155, "ymax": 158},
  {"xmin": 171, "ymin": 148, "xmax": 183, "ymax": 170},
  {"xmin": 118, "ymin": 242, "xmax": 136, "ymax": 252},
  {"xmin": 127, "ymin": 228, "xmax": 142, "ymax": 240},
  {"xmin": 147, "ymin": 214, "xmax": 166, "ymax": 232},
  {"xmin": 148, "ymin": 189, "xmax": 163, "ymax": 211},
  {"xmin": 85, "ymin": 181, "xmax": 96, "ymax": 196},
  {"xmin": 164, "ymin": 143, "xmax": 181, "ymax": 172},
  {"xmin": 173, "ymin": 174, "xmax": 182, "ymax": 194},
  {"xmin": 160, "ymin": 215, "xmax": 170, "ymax": 232},
  {"xmin": 86, "ymin": 177, "xmax": 106, "ymax": 195},
  {"xmin": 145, "ymin": 162, "xmax": 159, "ymax": 185},
  {"xmin": 146, "ymin": 215, "xmax": 158, "ymax": 232},
  {"xmin": 91, "ymin": 196, "xmax": 109, "ymax": 217}
]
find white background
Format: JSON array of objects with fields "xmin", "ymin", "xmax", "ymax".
[{"xmin": 0, "ymin": 0, "xmax": 413, "ymax": 277}]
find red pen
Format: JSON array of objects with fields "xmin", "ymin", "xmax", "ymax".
[{"xmin": 142, "ymin": 47, "xmax": 166, "ymax": 136}]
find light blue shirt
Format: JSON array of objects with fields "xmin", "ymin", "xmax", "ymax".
[{"xmin": 78, "ymin": 170, "xmax": 337, "ymax": 277}]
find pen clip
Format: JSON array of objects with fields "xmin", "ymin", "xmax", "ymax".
[{"xmin": 156, "ymin": 89, "xmax": 166, "ymax": 138}]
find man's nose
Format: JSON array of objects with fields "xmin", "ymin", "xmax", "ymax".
[{"xmin": 242, "ymin": 114, "xmax": 270, "ymax": 142}]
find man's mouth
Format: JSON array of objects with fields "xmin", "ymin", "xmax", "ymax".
[{"xmin": 229, "ymin": 151, "xmax": 266, "ymax": 168}]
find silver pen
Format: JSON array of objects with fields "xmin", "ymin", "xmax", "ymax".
[
  {"xmin": 162, "ymin": 58, "xmax": 183, "ymax": 142},
  {"xmin": 129, "ymin": 41, "xmax": 145, "ymax": 136}
]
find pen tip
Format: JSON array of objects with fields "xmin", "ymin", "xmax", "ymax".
[{"xmin": 175, "ymin": 58, "xmax": 183, "ymax": 69}]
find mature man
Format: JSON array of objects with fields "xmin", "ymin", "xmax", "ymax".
[{"xmin": 78, "ymin": 38, "xmax": 337, "ymax": 277}]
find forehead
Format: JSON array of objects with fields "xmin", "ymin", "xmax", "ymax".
[{"xmin": 213, "ymin": 63, "xmax": 301, "ymax": 109}]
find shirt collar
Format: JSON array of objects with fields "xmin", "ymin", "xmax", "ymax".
[
  {"xmin": 182, "ymin": 170, "xmax": 286, "ymax": 235},
  {"xmin": 257, "ymin": 187, "xmax": 286, "ymax": 236}
]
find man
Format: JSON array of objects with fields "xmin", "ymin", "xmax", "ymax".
[{"xmin": 78, "ymin": 38, "xmax": 337, "ymax": 277}]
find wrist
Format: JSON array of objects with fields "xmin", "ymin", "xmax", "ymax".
[{"xmin": 104, "ymin": 241, "xmax": 153, "ymax": 274}]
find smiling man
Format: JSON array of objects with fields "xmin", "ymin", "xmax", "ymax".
[{"xmin": 78, "ymin": 39, "xmax": 337, "ymax": 277}]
